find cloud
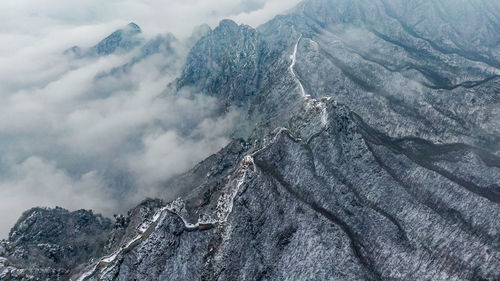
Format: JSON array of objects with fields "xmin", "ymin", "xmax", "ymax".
[
  {"xmin": 0, "ymin": 48, "xmax": 237, "ymax": 237},
  {"xmin": 0, "ymin": 157, "xmax": 116, "ymax": 238},
  {"xmin": 231, "ymin": 0, "xmax": 301, "ymax": 27},
  {"xmin": 0, "ymin": 0, "xmax": 300, "ymax": 39},
  {"xmin": 0, "ymin": 0, "xmax": 299, "ymax": 238},
  {"xmin": 128, "ymin": 107, "xmax": 240, "ymax": 185}
]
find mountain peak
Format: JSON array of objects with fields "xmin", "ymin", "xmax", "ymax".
[
  {"xmin": 92, "ymin": 23, "xmax": 143, "ymax": 56},
  {"xmin": 126, "ymin": 22, "xmax": 141, "ymax": 32},
  {"xmin": 218, "ymin": 19, "xmax": 239, "ymax": 31}
]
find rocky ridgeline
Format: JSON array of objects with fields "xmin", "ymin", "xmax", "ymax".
[{"xmin": 0, "ymin": 208, "xmax": 112, "ymax": 280}]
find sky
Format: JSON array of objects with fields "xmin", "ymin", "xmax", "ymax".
[{"xmin": 0, "ymin": 0, "xmax": 301, "ymax": 238}]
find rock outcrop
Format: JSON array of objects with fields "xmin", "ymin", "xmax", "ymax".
[{"xmin": 0, "ymin": 208, "xmax": 112, "ymax": 280}]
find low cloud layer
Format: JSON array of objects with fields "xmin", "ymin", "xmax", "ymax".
[{"xmin": 0, "ymin": 0, "xmax": 301, "ymax": 237}]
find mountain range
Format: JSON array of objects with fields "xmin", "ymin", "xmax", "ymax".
[{"xmin": 1, "ymin": 0, "xmax": 499, "ymax": 280}]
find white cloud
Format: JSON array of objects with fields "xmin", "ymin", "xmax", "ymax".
[
  {"xmin": 0, "ymin": 0, "xmax": 299, "ymax": 238},
  {"xmin": 0, "ymin": 0, "xmax": 299, "ymax": 39},
  {"xmin": 0, "ymin": 157, "xmax": 116, "ymax": 238},
  {"xmin": 231, "ymin": 0, "xmax": 301, "ymax": 27},
  {"xmin": 128, "ymin": 108, "xmax": 240, "ymax": 188}
]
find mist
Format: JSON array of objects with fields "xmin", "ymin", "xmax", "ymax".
[{"xmin": 0, "ymin": 0, "xmax": 301, "ymax": 238}]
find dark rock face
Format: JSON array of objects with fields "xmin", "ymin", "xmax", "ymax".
[
  {"xmin": 177, "ymin": 19, "xmax": 268, "ymax": 107},
  {"xmin": 3, "ymin": 0, "xmax": 500, "ymax": 280},
  {"xmin": 0, "ymin": 207, "xmax": 112, "ymax": 280}
]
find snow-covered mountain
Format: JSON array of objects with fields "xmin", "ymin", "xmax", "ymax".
[{"xmin": 1, "ymin": 0, "xmax": 499, "ymax": 280}]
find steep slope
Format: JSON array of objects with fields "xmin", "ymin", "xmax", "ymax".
[
  {"xmin": 74, "ymin": 101, "xmax": 500, "ymax": 281},
  {"xmin": 73, "ymin": 1, "xmax": 499, "ymax": 279},
  {"xmin": 177, "ymin": 19, "xmax": 268, "ymax": 108},
  {"xmin": 258, "ymin": 0, "xmax": 500, "ymax": 151}
]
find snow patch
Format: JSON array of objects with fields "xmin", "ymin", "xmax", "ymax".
[
  {"xmin": 288, "ymin": 35, "xmax": 332, "ymax": 128},
  {"xmin": 289, "ymin": 35, "xmax": 309, "ymax": 99}
]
